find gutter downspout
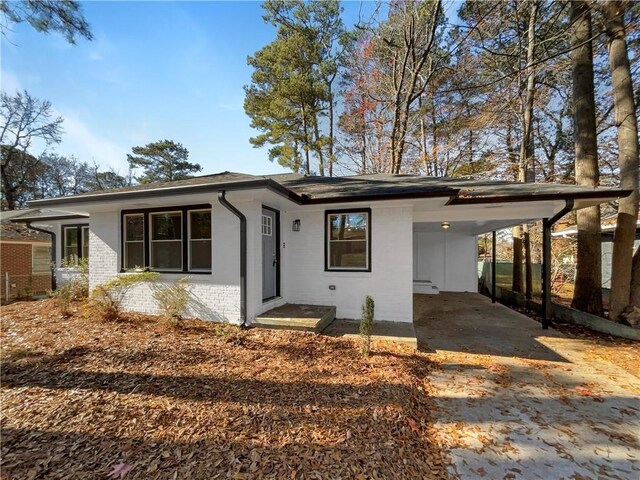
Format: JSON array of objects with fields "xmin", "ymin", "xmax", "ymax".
[
  {"xmin": 26, "ymin": 222, "xmax": 57, "ymax": 291},
  {"xmin": 217, "ymin": 191, "xmax": 247, "ymax": 327},
  {"xmin": 541, "ymin": 199, "xmax": 574, "ymax": 329}
]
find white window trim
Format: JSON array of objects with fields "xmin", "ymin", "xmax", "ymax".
[
  {"xmin": 63, "ymin": 225, "xmax": 80, "ymax": 266},
  {"xmin": 187, "ymin": 209, "xmax": 212, "ymax": 273},
  {"xmin": 150, "ymin": 210, "xmax": 183, "ymax": 272},
  {"xmin": 81, "ymin": 226, "xmax": 90, "ymax": 259},
  {"xmin": 326, "ymin": 211, "xmax": 370, "ymax": 271},
  {"xmin": 262, "ymin": 214, "xmax": 273, "ymax": 236}
]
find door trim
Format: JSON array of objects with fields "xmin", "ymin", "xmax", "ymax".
[{"xmin": 262, "ymin": 205, "xmax": 281, "ymax": 302}]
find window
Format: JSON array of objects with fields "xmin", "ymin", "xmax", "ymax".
[
  {"xmin": 121, "ymin": 205, "xmax": 211, "ymax": 273},
  {"xmin": 150, "ymin": 211, "xmax": 183, "ymax": 271},
  {"xmin": 124, "ymin": 214, "xmax": 144, "ymax": 269},
  {"xmin": 62, "ymin": 225, "xmax": 89, "ymax": 266},
  {"xmin": 189, "ymin": 210, "xmax": 211, "ymax": 271},
  {"xmin": 326, "ymin": 209, "xmax": 370, "ymax": 271},
  {"xmin": 32, "ymin": 245, "xmax": 51, "ymax": 274},
  {"xmin": 261, "ymin": 214, "xmax": 272, "ymax": 236}
]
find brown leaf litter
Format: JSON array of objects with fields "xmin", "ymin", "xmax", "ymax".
[{"xmin": 1, "ymin": 299, "xmax": 451, "ymax": 479}]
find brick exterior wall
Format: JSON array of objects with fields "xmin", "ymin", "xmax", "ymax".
[
  {"xmin": 1, "ymin": 241, "xmax": 51, "ymax": 301},
  {"xmin": 281, "ymin": 205, "xmax": 414, "ymax": 322},
  {"xmin": 89, "ymin": 203, "xmax": 243, "ymax": 324},
  {"xmin": 81, "ymin": 197, "xmax": 420, "ymax": 325}
]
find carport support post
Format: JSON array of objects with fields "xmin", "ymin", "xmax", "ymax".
[
  {"xmin": 542, "ymin": 219, "xmax": 551, "ymax": 329},
  {"xmin": 491, "ymin": 231, "xmax": 497, "ymax": 303},
  {"xmin": 541, "ymin": 199, "xmax": 574, "ymax": 330}
]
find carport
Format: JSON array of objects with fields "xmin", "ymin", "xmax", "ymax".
[
  {"xmin": 413, "ymin": 292, "xmax": 567, "ymax": 361},
  {"xmin": 411, "ymin": 183, "xmax": 631, "ymax": 329}
]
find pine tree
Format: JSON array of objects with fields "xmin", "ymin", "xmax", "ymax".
[{"xmin": 127, "ymin": 140, "xmax": 200, "ymax": 184}]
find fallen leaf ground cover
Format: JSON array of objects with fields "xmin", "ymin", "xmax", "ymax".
[
  {"xmin": 508, "ymin": 304, "xmax": 640, "ymax": 378},
  {"xmin": 0, "ymin": 299, "xmax": 449, "ymax": 479}
]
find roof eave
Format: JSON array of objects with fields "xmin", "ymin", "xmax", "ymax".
[
  {"xmin": 445, "ymin": 189, "xmax": 632, "ymax": 206},
  {"xmin": 27, "ymin": 179, "xmax": 306, "ymax": 208},
  {"xmin": 301, "ymin": 189, "xmax": 459, "ymax": 204},
  {"xmin": 10, "ymin": 213, "xmax": 89, "ymax": 223}
]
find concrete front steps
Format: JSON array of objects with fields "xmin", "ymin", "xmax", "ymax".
[
  {"xmin": 413, "ymin": 280, "xmax": 439, "ymax": 294},
  {"xmin": 253, "ymin": 303, "xmax": 336, "ymax": 333}
]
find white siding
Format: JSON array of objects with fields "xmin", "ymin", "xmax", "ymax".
[{"xmin": 282, "ymin": 205, "xmax": 413, "ymax": 323}]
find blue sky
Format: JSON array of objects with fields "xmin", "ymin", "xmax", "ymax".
[{"xmin": 2, "ymin": 1, "xmax": 457, "ymax": 176}]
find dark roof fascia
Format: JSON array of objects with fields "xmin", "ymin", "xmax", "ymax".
[
  {"xmin": 27, "ymin": 179, "xmax": 307, "ymax": 208},
  {"xmin": 300, "ymin": 189, "xmax": 460, "ymax": 204},
  {"xmin": 11, "ymin": 214, "xmax": 89, "ymax": 223},
  {"xmin": 445, "ymin": 189, "xmax": 633, "ymax": 206}
]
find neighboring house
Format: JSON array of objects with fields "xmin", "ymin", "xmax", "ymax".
[
  {"xmin": 15, "ymin": 171, "xmax": 629, "ymax": 325},
  {"xmin": 553, "ymin": 213, "xmax": 640, "ymax": 290},
  {"xmin": 0, "ymin": 210, "xmax": 52, "ymax": 301},
  {"xmin": 6, "ymin": 209, "xmax": 90, "ymax": 292}
]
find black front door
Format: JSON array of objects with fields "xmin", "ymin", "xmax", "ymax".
[{"xmin": 262, "ymin": 207, "xmax": 279, "ymax": 300}]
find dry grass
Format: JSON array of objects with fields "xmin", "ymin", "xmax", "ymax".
[{"xmin": 0, "ymin": 299, "xmax": 450, "ymax": 479}]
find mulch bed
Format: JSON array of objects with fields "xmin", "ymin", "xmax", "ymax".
[
  {"xmin": 1, "ymin": 299, "xmax": 450, "ymax": 479},
  {"xmin": 508, "ymin": 304, "xmax": 640, "ymax": 378}
]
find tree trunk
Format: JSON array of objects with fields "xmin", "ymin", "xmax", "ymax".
[
  {"xmin": 602, "ymin": 1, "xmax": 640, "ymax": 320},
  {"xmin": 519, "ymin": 0, "xmax": 538, "ymax": 184},
  {"xmin": 300, "ymin": 106, "xmax": 311, "ymax": 175},
  {"xmin": 328, "ymin": 88, "xmax": 335, "ymax": 177},
  {"xmin": 419, "ymin": 96, "xmax": 429, "ymax": 173},
  {"xmin": 431, "ymin": 96, "xmax": 438, "ymax": 176},
  {"xmin": 570, "ymin": 1, "xmax": 603, "ymax": 316},
  {"xmin": 630, "ymin": 245, "xmax": 640, "ymax": 308},
  {"xmin": 312, "ymin": 112, "xmax": 325, "ymax": 176},
  {"xmin": 1, "ymin": 150, "xmax": 18, "ymax": 210},
  {"xmin": 524, "ymin": 2, "xmax": 538, "ymax": 299}
]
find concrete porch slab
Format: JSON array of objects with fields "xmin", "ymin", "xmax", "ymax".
[
  {"xmin": 323, "ymin": 319, "xmax": 418, "ymax": 349},
  {"xmin": 253, "ymin": 304, "xmax": 336, "ymax": 333}
]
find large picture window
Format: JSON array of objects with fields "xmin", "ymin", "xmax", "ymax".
[
  {"xmin": 62, "ymin": 225, "xmax": 89, "ymax": 266},
  {"xmin": 121, "ymin": 205, "xmax": 211, "ymax": 273},
  {"xmin": 325, "ymin": 209, "xmax": 371, "ymax": 271}
]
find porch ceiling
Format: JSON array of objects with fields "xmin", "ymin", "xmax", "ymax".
[
  {"xmin": 413, "ymin": 219, "xmax": 532, "ymax": 235},
  {"xmin": 412, "ymin": 198, "xmax": 567, "ymax": 235}
]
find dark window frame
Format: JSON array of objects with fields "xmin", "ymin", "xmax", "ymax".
[
  {"xmin": 121, "ymin": 204, "xmax": 212, "ymax": 274},
  {"xmin": 324, "ymin": 208, "xmax": 372, "ymax": 272},
  {"xmin": 62, "ymin": 224, "xmax": 89, "ymax": 266}
]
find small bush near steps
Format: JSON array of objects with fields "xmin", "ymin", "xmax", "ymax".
[
  {"xmin": 152, "ymin": 277, "xmax": 190, "ymax": 326},
  {"xmin": 360, "ymin": 295, "xmax": 375, "ymax": 357}
]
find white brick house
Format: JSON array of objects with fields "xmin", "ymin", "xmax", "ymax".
[{"xmin": 21, "ymin": 172, "xmax": 630, "ymax": 326}]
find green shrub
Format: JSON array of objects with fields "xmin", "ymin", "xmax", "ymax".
[
  {"xmin": 152, "ymin": 277, "xmax": 190, "ymax": 326},
  {"xmin": 360, "ymin": 295, "xmax": 375, "ymax": 357},
  {"xmin": 88, "ymin": 271, "xmax": 159, "ymax": 321}
]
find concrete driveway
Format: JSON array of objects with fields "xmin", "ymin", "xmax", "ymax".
[{"xmin": 415, "ymin": 293, "xmax": 640, "ymax": 480}]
